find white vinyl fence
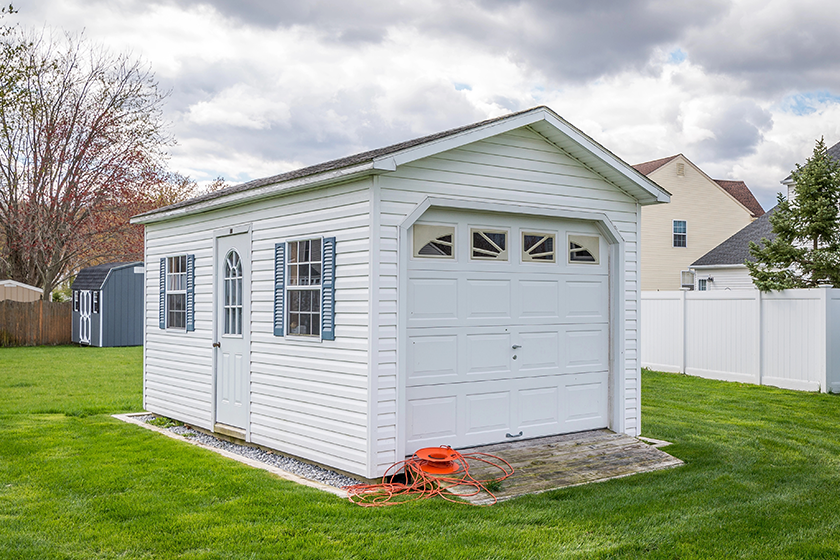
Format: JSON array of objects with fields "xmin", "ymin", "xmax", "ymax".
[{"xmin": 642, "ymin": 288, "xmax": 840, "ymax": 393}]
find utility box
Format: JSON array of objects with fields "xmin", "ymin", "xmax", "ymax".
[{"xmin": 71, "ymin": 262, "xmax": 144, "ymax": 347}]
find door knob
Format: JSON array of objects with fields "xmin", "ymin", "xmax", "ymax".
[
  {"xmin": 212, "ymin": 342, "xmax": 221, "ymax": 348},
  {"xmin": 512, "ymin": 345, "xmax": 521, "ymax": 349}
]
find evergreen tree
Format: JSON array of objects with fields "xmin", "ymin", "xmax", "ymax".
[{"xmin": 747, "ymin": 138, "xmax": 840, "ymax": 290}]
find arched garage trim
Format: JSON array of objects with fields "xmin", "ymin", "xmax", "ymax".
[{"xmin": 396, "ymin": 196, "xmax": 628, "ymax": 460}]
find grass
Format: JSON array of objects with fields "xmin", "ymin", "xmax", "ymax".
[{"xmin": 3, "ymin": 349, "xmax": 840, "ymax": 559}]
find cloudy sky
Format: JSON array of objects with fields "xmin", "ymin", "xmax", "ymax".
[{"xmin": 12, "ymin": 0, "xmax": 840, "ymax": 211}]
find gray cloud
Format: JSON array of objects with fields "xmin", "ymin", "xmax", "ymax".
[{"xmin": 694, "ymin": 100, "xmax": 773, "ymax": 161}]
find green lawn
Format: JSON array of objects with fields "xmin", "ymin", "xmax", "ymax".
[{"xmin": 3, "ymin": 347, "xmax": 840, "ymax": 559}]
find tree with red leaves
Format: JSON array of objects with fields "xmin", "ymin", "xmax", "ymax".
[{"xmin": 0, "ymin": 22, "xmax": 175, "ymax": 298}]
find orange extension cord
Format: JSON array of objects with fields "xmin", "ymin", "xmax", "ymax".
[{"xmin": 345, "ymin": 446, "xmax": 514, "ymax": 507}]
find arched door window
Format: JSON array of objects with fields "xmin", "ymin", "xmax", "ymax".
[{"xmin": 224, "ymin": 250, "xmax": 243, "ymax": 335}]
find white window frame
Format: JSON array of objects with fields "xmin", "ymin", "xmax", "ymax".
[
  {"xmin": 286, "ymin": 237, "xmax": 323, "ymax": 338},
  {"xmin": 673, "ymin": 220, "xmax": 687, "ymax": 248},
  {"xmin": 166, "ymin": 255, "xmax": 187, "ymax": 330},
  {"xmin": 470, "ymin": 227, "xmax": 509, "ymax": 261},
  {"xmin": 698, "ymin": 278, "xmax": 708, "ymax": 291},
  {"xmin": 521, "ymin": 231, "xmax": 556, "ymax": 263}
]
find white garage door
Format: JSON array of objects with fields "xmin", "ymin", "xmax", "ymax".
[{"xmin": 406, "ymin": 210, "xmax": 610, "ymax": 450}]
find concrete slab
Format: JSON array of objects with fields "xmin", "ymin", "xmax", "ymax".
[{"xmin": 449, "ymin": 429, "xmax": 683, "ymax": 504}]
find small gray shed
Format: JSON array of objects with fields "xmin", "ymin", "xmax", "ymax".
[{"xmin": 71, "ymin": 262, "xmax": 144, "ymax": 347}]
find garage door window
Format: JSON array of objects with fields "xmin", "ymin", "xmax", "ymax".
[
  {"xmin": 522, "ymin": 232, "xmax": 555, "ymax": 262},
  {"xmin": 568, "ymin": 235, "xmax": 600, "ymax": 264},
  {"xmin": 413, "ymin": 225, "xmax": 455, "ymax": 258},
  {"xmin": 471, "ymin": 229, "xmax": 508, "ymax": 260}
]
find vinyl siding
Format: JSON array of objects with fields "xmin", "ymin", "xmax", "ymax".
[
  {"xmin": 373, "ymin": 127, "xmax": 641, "ymax": 474},
  {"xmin": 695, "ymin": 266, "xmax": 756, "ymax": 290},
  {"xmin": 143, "ymin": 181, "xmax": 372, "ymax": 476},
  {"xmin": 641, "ymin": 156, "xmax": 754, "ymax": 290}
]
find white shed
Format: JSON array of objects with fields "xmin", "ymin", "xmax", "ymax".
[{"xmin": 132, "ymin": 106, "xmax": 670, "ymax": 479}]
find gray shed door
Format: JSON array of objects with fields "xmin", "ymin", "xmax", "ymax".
[{"xmin": 405, "ymin": 210, "xmax": 610, "ymax": 450}]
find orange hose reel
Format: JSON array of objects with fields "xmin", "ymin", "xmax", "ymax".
[{"xmin": 414, "ymin": 446, "xmax": 461, "ymax": 474}]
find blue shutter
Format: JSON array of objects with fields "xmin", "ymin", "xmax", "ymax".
[
  {"xmin": 186, "ymin": 254, "xmax": 195, "ymax": 332},
  {"xmin": 159, "ymin": 258, "xmax": 166, "ymax": 329},
  {"xmin": 273, "ymin": 243, "xmax": 285, "ymax": 336},
  {"xmin": 321, "ymin": 237, "xmax": 336, "ymax": 341}
]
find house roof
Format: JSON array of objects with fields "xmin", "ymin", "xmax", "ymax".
[
  {"xmin": 713, "ymin": 180, "xmax": 765, "ymax": 217},
  {"xmin": 0, "ymin": 279, "xmax": 42, "ymax": 293},
  {"xmin": 132, "ymin": 106, "xmax": 670, "ymax": 225},
  {"xmin": 71, "ymin": 262, "xmax": 142, "ymax": 291},
  {"xmin": 691, "ymin": 206, "xmax": 776, "ymax": 267},
  {"xmin": 632, "ymin": 155, "xmax": 679, "ymax": 176},
  {"xmin": 782, "ymin": 139, "xmax": 840, "ymax": 184},
  {"xmin": 633, "ymin": 154, "xmax": 764, "ymax": 218}
]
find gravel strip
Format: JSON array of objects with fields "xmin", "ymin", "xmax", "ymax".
[{"xmin": 140, "ymin": 415, "xmax": 363, "ymax": 489}]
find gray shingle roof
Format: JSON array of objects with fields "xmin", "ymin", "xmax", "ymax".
[
  {"xmin": 135, "ymin": 106, "xmax": 555, "ymax": 219},
  {"xmin": 71, "ymin": 262, "xmax": 142, "ymax": 291},
  {"xmin": 691, "ymin": 207, "xmax": 777, "ymax": 267}
]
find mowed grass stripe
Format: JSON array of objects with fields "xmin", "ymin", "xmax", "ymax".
[{"xmin": 2, "ymin": 346, "xmax": 840, "ymax": 558}]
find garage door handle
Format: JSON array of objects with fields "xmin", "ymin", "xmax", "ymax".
[
  {"xmin": 506, "ymin": 431, "xmax": 523, "ymax": 438},
  {"xmin": 512, "ymin": 345, "xmax": 521, "ymax": 349},
  {"xmin": 212, "ymin": 342, "xmax": 221, "ymax": 348}
]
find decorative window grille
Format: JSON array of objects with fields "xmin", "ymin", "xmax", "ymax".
[
  {"xmin": 471, "ymin": 229, "xmax": 508, "ymax": 260},
  {"xmin": 522, "ymin": 232, "xmax": 556, "ymax": 262},
  {"xmin": 568, "ymin": 235, "xmax": 600, "ymax": 264},
  {"xmin": 413, "ymin": 225, "xmax": 455, "ymax": 258}
]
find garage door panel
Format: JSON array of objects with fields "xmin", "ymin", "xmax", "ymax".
[
  {"xmin": 466, "ymin": 279, "xmax": 511, "ymax": 319},
  {"xmin": 466, "ymin": 332, "xmax": 512, "ymax": 375},
  {"xmin": 563, "ymin": 373, "xmax": 608, "ymax": 429},
  {"xmin": 407, "ymin": 335, "xmax": 458, "ymax": 384},
  {"xmin": 563, "ymin": 277, "xmax": 609, "ymax": 321},
  {"xmin": 518, "ymin": 386, "xmax": 560, "ymax": 428},
  {"xmin": 406, "ymin": 395, "xmax": 458, "ymax": 444},
  {"xmin": 518, "ymin": 279, "xmax": 560, "ymax": 319},
  {"xmin": 465, "ymin": 390, "xmax": 511, "ymax": 435},
  {"xmin": 408, "ymin": 278, "xmax": 458, "ymax": 322},
  {"xmin": 564, "ymin": 325, "xmax": 609, "ymax": 373},
  {"xmin": 516, "ymin": 330, "xmax": 560, "ymax": 374}
]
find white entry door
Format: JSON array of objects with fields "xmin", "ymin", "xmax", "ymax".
[
  {"xmin": 215, "ymin": 233, "xmax": 250, "ymax": 429},
  {"xmin": 405, "ymin": 210, "xmax": 611, "ymax": 450},
  {"xmin": 79, "ymin": 290, "xmax": 92, "ymax": 345}
]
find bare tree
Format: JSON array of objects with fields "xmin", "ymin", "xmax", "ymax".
[{"xmin": 0, "ymin": 26, "xmax": 172, "ymax": 297}]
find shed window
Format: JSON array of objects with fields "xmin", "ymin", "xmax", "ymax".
[
  {"xmin": 223, "ymin": 250, "xmax": 243, "ymax": 335},
  {"xmin": 287, "ymin": 239, "xmax": 322, "ymax": 336},
  {"xmin": 92, "ymin": 291, "xmax": 100, "ymax": 314},
  {"xmin": 166, "ymin": 255, "xmax": 187, "ymax": 329},
  {"xmin": 413, "ymin": 225, "xmax": 455, "ymax": 258},
  {"xmin": 471, "ymin": 229, "xmax": 508, "ymax": 260},
  {"xmin": 569, "ymin": 235, "xmax": 600, "ymax": 264},
  {"xmin": 73, "ymin": 290, "xmax": 79, "ymax": 312},
  {"xmin": 522, "ymin": 232, "xmax": 555, "ymax": 262},
  {"xmin": 673, "ymin": 220, "xmax": 687, "ymax": 248}
]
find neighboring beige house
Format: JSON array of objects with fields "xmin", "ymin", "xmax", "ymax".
[
  {"xmin": 634, "ymin": 154, "xmax": 764, "ymax": 291},
  {"xmin": 0, "ymin": 279, "xmax": 43, "ymax": 302}
]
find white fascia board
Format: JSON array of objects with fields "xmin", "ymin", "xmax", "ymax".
[
  {"xmin": 691, "ymin": 264, "xmax": 749, "ymax": 270},
  {"xmin": 0, "ymin": 279, "xmax": 43, "ymax": 293},
  {"xmin": 131, "ymin": 161, "xmax": 379, "ymax": 225}
]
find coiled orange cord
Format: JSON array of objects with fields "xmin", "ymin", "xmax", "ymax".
[{"xmin": 345, "ymin": 446, "xmax": 514, "ymax": 507}]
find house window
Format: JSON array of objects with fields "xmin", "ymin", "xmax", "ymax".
[
  {"xmin": 471, "ymin": 229, "xmax": 508, "ymax": 260},
  {"xmin": 92, "ymin": 291, "xmax": 100, "ymax": 314},
  {"xmin": 166, "ymin": 255, "xmax": 187, "ymax": 329},
  {"xmin": 522, "ymin": 232, "xmax": 555, "ymax": 262},
  {"xmin": 568, "ymin": 234, "xmax": 600, "ymax": 264},
  {"xmin": 287, "ymin": 239, "xmax": 322, "ymax": 336},
  {"xmin": 413, "ymin": 225, "xmax": 455, "ymax": 258},
  {"xmin": 698, "ymin": 278, "xmax": 708, "ymax": 291},
  {"xmin": 223, "ymin": 250, "xmax": 243, "ymax": 335},
  {"xmin": 673, "ymin": 220, "xmax": 687, "ymax": 248}
]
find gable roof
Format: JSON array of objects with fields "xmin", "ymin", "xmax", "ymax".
[
  {"xmin": 133, "ymin": 106, "xmax": 670, "ymax": 225},
  {"xmin": 632, "ymin": 155, "xmax": 679, "ymax": 176},
  {"xmin": 782, "ymin": 139, "xmax": 840, "ymax": 184},
  {"xmin": 691, "ymin": 207, "xmax": 776, "ymax": 267},
  {"xmin": 634, "ymin": 153, "xmax": 763, "ymax": 218},
  {"xmin": 713, "ymin": 180, "xmax": 765, "ymax": 217},
  {"xmin": 71, "ymin": 262, "xmax": 142, "ymax": 291}
]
